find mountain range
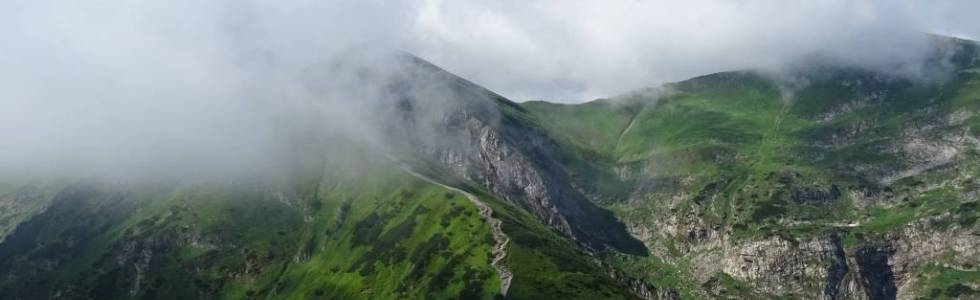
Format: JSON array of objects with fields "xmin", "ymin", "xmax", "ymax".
[{"xmin": 1, "ymin": 36, "xmax": 979, "ymax": 299}]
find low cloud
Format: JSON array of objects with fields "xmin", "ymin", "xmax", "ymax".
[
  {"xmin": 1, "ymin": 0, "xmax": 978, "ymax": 180},
  {"xmin": 409, "ymin": 1, "xmax": 980, "ymax": 101}
]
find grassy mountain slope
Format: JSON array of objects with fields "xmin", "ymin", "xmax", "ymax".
[
  {"xmin": 3, "ymin": 35, "xmax": 978, "ymax": 300},
  {"xmin": 523, "ymin": 39, "xmax": 980, "ymax": 298},
  {"xmin": 0, "ymin": 143, "xmax": 642, "ymax": 299},
  {"xmin": 0, "ymin": 163, "xmax": 496, "ymax": 299}
]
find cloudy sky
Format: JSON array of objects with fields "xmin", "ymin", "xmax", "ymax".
[
  {"xmin": 1, "ymin": 0, "xmax": 979, "ymax": 178},
  {"xmin": 409, "ymin": 1, "xmax": 980, "ymax": 101},
  {"xmin": 5, "ymin": 1, "xmax": 979, "ymax": 101}
]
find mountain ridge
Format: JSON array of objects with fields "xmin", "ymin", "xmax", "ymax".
[
  {"xmin": 0, "ymin": 35, "xmax": 979, "ymax": 299},
  {"xmin": 522, "ymin": 35, "xmax": 980, "ymax": 299}
]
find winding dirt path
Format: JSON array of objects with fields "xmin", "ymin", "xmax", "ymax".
[{"xmin": 394, "ymin": 162, "xmax": 513, "ymax": 296}]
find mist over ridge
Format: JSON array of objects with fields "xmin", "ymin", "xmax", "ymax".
[{"xmin": 2, "ymin": 0, "xmax": 979, "ymax": 181}]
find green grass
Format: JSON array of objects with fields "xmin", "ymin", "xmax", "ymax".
[
  {"xmin": 0, "ymin": 151, "xmax": 647, "ymax": 299},
  {"xmin": 478, "ymin": 189, "xmax": 640, "ymax": 300},
  {"xmin": 270, "ymin": 177, "xmax": 500, "ymax": 300},
  {"xmin": 0, "ymin": 157, "xmax": 508, "ymax": 299},
  {"xmin": 3, "ymin": 38, "xmax": 979, "ymax": 300},
  {"xmin": 914, "ymin": 264, "xmax": 980, "ymax": 299},
  {"xmin": 522, "ymin": 100, "xmax": 637, "ymax": 154},
  {"xmin": 521, "ymin": 55, "xmax": 980, "ymax": 298},
  {"xmin": 0, "ymin": 181, "xmax": 64, "ymax": 241}
]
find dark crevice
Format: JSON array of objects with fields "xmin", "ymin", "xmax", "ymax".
[
  {"xmin": 855, "ymin": 245, "xmax": 897, "ymax": 300},
  {"xmin": 824, "ymin": 232, "xmax": 849, "ymax": 299}
]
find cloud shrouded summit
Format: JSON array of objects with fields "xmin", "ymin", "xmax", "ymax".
[
  {"xmin": 1, "ymin": 0, "xmax": 979, "ymax": 178},
  {"xmin": 4, "ymin": 1, "xmax": 980, "ymax": 101},
  {"xmin": 408, "ymin": 0, "xmax": 980, "ymax": 101}
]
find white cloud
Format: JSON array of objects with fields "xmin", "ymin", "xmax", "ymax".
[
  {"xmin": 0, "ymin": 0, "xmax": 978, "ymax": 179},
  {"xmin": 406, "ymin": 0, "xmax": 980, "ymax": 101}
]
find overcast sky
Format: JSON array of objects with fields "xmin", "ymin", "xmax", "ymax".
[
  {"xmin": 2, "ymin": 0, "xmax": 979, "ymax": 179},
  {"xmin": 408, "ymin": 1, "xmax": 980, "ymax": 101},
  {"xmin": 5, "ymin": 1, "xmax": 978, "ymax": 101}
]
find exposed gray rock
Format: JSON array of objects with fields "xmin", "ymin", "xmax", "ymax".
[
  {"xmin": 379, "ymin": 55, "xmax": 647, "ymax": 254},
  {"xmin": 855, "ymin": 244, "xmax": 897, "ymax": 300}
]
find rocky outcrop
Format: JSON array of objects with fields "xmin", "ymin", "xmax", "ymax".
[
  {"xmin": 622, "ymin": 193, "xmax": 980, "ymax": 300},
  {"xmin": 714, "ymin": 222, "xmax": 979, "ymax": 299},
  {"xmin": 425, "ymin": 113, "xmax": 645, "ymax": 254},
  {"xmin": 376, "ymin": 55, "xmax": 646, "ymax": 254},
  {"xmin": 791, "ymin": 184, "xmax": 843, "ymax": 204},
  {"xmin": 719, "ymin": 235, "xmax": 846, "ymax": 298},
  {"xmin": 824, "ymin": 233, "xmax": 851, "ymax": 299},
  {"xmin": 855, "ymin": 244, "xmax": 897, "ymax": 300}
]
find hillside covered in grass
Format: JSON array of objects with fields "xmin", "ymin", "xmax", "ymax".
[
  {"xmin": 522, "ymin": 37, "xmax": 980, "ymax": 298},
  {"xmin": 0, "ymin": 146, "xmax": 645, "ymax": 299},
  {"xmin": 1, "ymin": 33, "xmax": 979, "ymax": 300}
]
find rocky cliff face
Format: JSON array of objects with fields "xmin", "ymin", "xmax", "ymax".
[
  {"xmin": 616, "ymin": 163, "xmax": 980, "ymax": 299},
  {"xmin": 705, "ymin": 218, "xmax": 979, "ymax": 300},
  {"xmin": 421, "ymin": 110, "xmax": 647, "ymax": 254},
  {"xmin": 369, "ymin": 55, "xmax": 646, "ymax": 254}
]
